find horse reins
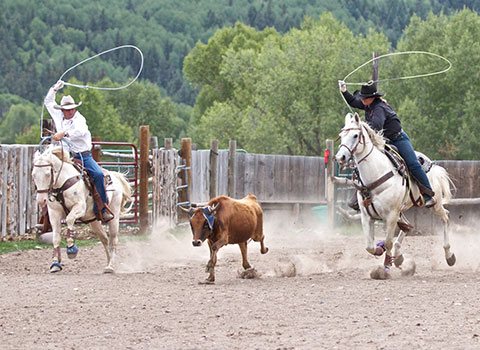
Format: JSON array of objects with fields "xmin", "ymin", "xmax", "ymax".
[
  {"xmin": 33, "ymin": 161, "xmax": 82, "ymax": 204},
  {"xmin": 338, "ymin": 125, "xmax": 374, "ymax": 165}
]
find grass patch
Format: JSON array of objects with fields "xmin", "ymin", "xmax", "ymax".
[{"xmin": 0, "ymin": 238, "xmax": 99, "ymax": 255}]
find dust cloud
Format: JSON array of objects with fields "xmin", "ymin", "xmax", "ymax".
[{"xmin": 116, "ymin": 207, "xmax": 480, "ymax": 277}]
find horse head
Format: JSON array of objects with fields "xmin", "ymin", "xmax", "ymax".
[
  {"xmin": 32, "ymin": 149, "xmax": 55, "ymax": 208},
  {"xmin": 31, "ymin": 146, "xmax": 70, "ymax": 208},
  {"xmin": 335, "ymin": 112, "xmax": 364, "ymax": 166}
]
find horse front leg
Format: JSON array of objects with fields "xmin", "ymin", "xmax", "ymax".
[
  {"xmin": 49, "ymin": 209, "xmax": 63, "ymax": 273},
  {"xmin": 382, "ymin": 217, "xmax": 398, "ymax": 269},
  {"xmin": 362, "ymin": 214, "xmax": 377, "ymax": 255},
  {"xmin": 393, "ymin": 227, "xmax": 407, "ymax": 268},
  {"xmin": 391, "ymin": 213, "xmax": 412, "ymax": 268},
  {"xmin": 64, "ymin": 203, "xmax": 85, "ymax": 259}
]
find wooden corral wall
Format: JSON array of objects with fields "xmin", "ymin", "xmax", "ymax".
[
  {"xmin": 1, "ymin": 141, "xmax": 479, "ymax": 237},
  {"xmin": 190, "ymin": 150, "xmax": 326, "ymax": 206},
  {"xmin": 0, "ymin": 145, "xmax": 38, "ymax": 237},
  {"xmin": 151, "ymin": 147, "xmax": 178, "ymax": 227},
  {"xmin": 437, "ymin": 160, "xmax": 480, "ymax": 197},
  {"xmin": 407, "ymin": 160, "xmax": 480, "ymax": 232}
]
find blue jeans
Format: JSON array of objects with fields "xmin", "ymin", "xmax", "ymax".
[
  {"xmin": 390, "ymin": 131, "xmax": 433, "ymax": 200},
  {"xmin": 74, "ymin": 153, "xmax": 108, "ymax": 212}
]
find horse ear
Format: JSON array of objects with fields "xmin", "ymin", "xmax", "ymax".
[{"xmin": 354, "ymin": 112, "xmax": 360, "ymax": 123}]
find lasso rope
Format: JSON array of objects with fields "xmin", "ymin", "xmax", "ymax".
[
  {"xmin": 340, "ymin": 50, "xmax": 452, "ymax": 112},
  {"xmin": 40, "ymin": 45, "xmax": 144, "ymax": 139},
  {"xmin": 60, "ymin": 45, "xmax": 144, "ymax": 90}
]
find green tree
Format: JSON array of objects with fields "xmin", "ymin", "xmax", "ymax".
[
  {"xmin": 0, "ymin": 104, "xmax": 39, "ymax": 143},
  {"xmin": 105, "ymin": 80, "xmax": 188, "ymax": 142},
  {"xmin": 59, "ymin": 82, "xmax": 134, "ymax": 142},
  {"xmin": 389, "ymin": 9, "xmax": 480, "ymax": 159}
]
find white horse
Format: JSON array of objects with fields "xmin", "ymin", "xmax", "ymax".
[
  {"xmin": 32, "ymin": 145, "xmax": 132, "ymax": 273},
  {"xmin": 335, "ymin": 113, "xmax": 455, "ymax": 278}
]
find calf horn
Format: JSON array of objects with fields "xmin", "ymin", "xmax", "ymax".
[
  {"xmin": 207, "ymin": 202, "xmax": 219, "ymax": 214},
  {"xmin": 179, "ymin": 205, "xmax": 195, "ymax": 216}
]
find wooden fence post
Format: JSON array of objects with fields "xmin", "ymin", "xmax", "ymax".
[
  {"xmin": 178, "ymin": 138, "xmax": 192, "ymax": 221},
  {"xmin": 164, "ymin": 138, "xmax": 173, "ymax": 150},
  {"xmin": 227, "ymin": 140, "xmax": 236, "ymax": 197},
  {"xmin": 92, "ymin": 136, "xmax": 102, "ymax": 162},
  {"xmin": 209, "ymin": 140, "xmax": 218, "ymax": 199},
  {"xmin": 326, "ymin": 139, "xmax": 335, "ymax": 228},
  {"xmin": 139, "ymin": 126, "xmax": 150, "ymax": 234}
]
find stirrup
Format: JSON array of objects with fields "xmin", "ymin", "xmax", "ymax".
[
  {"xmin": 100, "ymin": 205, "xmax": 115, "ymax": 223},
  {"xmin": 424, "ymin": 197, "xmax": 437, "ymax": 208}
]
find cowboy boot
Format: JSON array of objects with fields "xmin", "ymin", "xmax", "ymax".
[
  {"xmin": 424, "ymin": 196, "xmax": 437, "ymax": 208},
  {"xmin": 101, "ymin": 205, "xmax": 115, "ymax": 223}
]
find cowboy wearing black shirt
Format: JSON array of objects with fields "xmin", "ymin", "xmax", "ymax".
[{"xmin": 339, "ymin": 80, "xmax": 436, "ymax": 209}]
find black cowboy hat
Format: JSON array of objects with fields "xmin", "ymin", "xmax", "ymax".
[{"xmin": 357, "ymin": 80, "xmax": 384, "ymax": 99}]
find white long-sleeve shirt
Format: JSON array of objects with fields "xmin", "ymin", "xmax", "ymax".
[{"xmin": 44, "ymin": 88, "xmax": 92, "ymax": 153}]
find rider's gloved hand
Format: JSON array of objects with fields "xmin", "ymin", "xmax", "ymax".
[
  {"xmin": 52, "ymin": 80, "xmax": 64, "ymax": 92},
  {"xmin": 338, "ymin": 80, "xmax": 347, "ymax": 93}
]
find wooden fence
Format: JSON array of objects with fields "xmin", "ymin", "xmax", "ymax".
[
  {"xmin": 190, "ymin": 150, "xmax": 326, "ymax": 206},
  {"xmin": 0, "ymin": 145, "xmax": 38, "ymax": 237},
  {"xmin": 1, "ymin": 140, "xmax": 479, "ymax": 237},
  {"xmin": 151, "ymin": 148, "xmax": 178, "ymax": 227}
]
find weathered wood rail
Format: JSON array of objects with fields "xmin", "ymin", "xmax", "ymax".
[{"xmin": 1, "ymin": 140, "xmax": 479, "ymax": 237}]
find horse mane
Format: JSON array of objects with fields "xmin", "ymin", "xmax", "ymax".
[
  {"xmin": 361, "ymin": 121, "xmax": 386, "ymax": 150},
  {"xmin": 50, "ymin": 146, "xmax": 73, "ymax": 163}
]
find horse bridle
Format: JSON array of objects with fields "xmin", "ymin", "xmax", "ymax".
[
  {"xmin": 33, "ymin": 159, "xmax": 80, "ymax": 199},
  {"xmin": 338, "ymin": 125, "xmax": 374, "ymax": 165},
  {"xmin": 33, "ymin": 162, "xmax": 56, "ymax": 194}
]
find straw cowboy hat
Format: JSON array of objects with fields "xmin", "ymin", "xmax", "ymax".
[
  {"xmin": 357, "ymin": 80, "xmax": 384, "ymax": 99},
  {"xmin": 53, "ymin": 95, "xmax": 82, "ymax": 110}
]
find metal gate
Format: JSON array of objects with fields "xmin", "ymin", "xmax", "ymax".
[{"xmin": 92, "ymin": 141, "xmax": 139, "ymax": 224}]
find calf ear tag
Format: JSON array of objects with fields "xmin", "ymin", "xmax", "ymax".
[{"xmin": 202, "ymin": 207, "xmax": 215, "ymax": 230}]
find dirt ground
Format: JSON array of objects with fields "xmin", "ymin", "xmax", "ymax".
[{"xmin": 1, "ymin": 212, "xmax": 480, "ymax": 350}]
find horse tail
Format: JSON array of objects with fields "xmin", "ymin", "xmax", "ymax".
[
  {"xmin": 428, "ymin": 164, "xmax": 455, "ymax": 204},
  {"xmin": 110, "ymin": 171, "xmax": 133, "ymax": 214}
]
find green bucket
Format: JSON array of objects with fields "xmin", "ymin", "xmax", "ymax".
[{"xmin": 312, "ymin": 205, "xmax": 328, "ymax": 221}]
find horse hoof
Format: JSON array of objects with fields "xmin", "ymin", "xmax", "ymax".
[
  {"xmin": 50, "ymin": 261, "xmax": 63, "ymax": 273},
  {"xmin": 66, "ymin": 245, "xmax": 79, "ymax": 259},
  {"xmin": 446, "ymin": 253, "xmax": 456, "ymax": 266},
  {"xmin": 394, "ymin": 254, "xmax": 404, "ymax": 268},
  {"xmin": 104, "ymin": 267, "xmax": 114, "ymax": 274}
]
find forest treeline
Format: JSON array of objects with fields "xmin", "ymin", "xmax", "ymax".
[{"xmin": 1, "ymin": 1, "xmax": 479, "ymax": 159}]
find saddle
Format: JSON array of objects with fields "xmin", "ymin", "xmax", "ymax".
[
  {"xmin": 383, "ymin": 144, "xmax": 435, "ymax": 201},
  {"xmin": 72, "ymin": 159, "xmax": 114, "ymax": 222}
]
